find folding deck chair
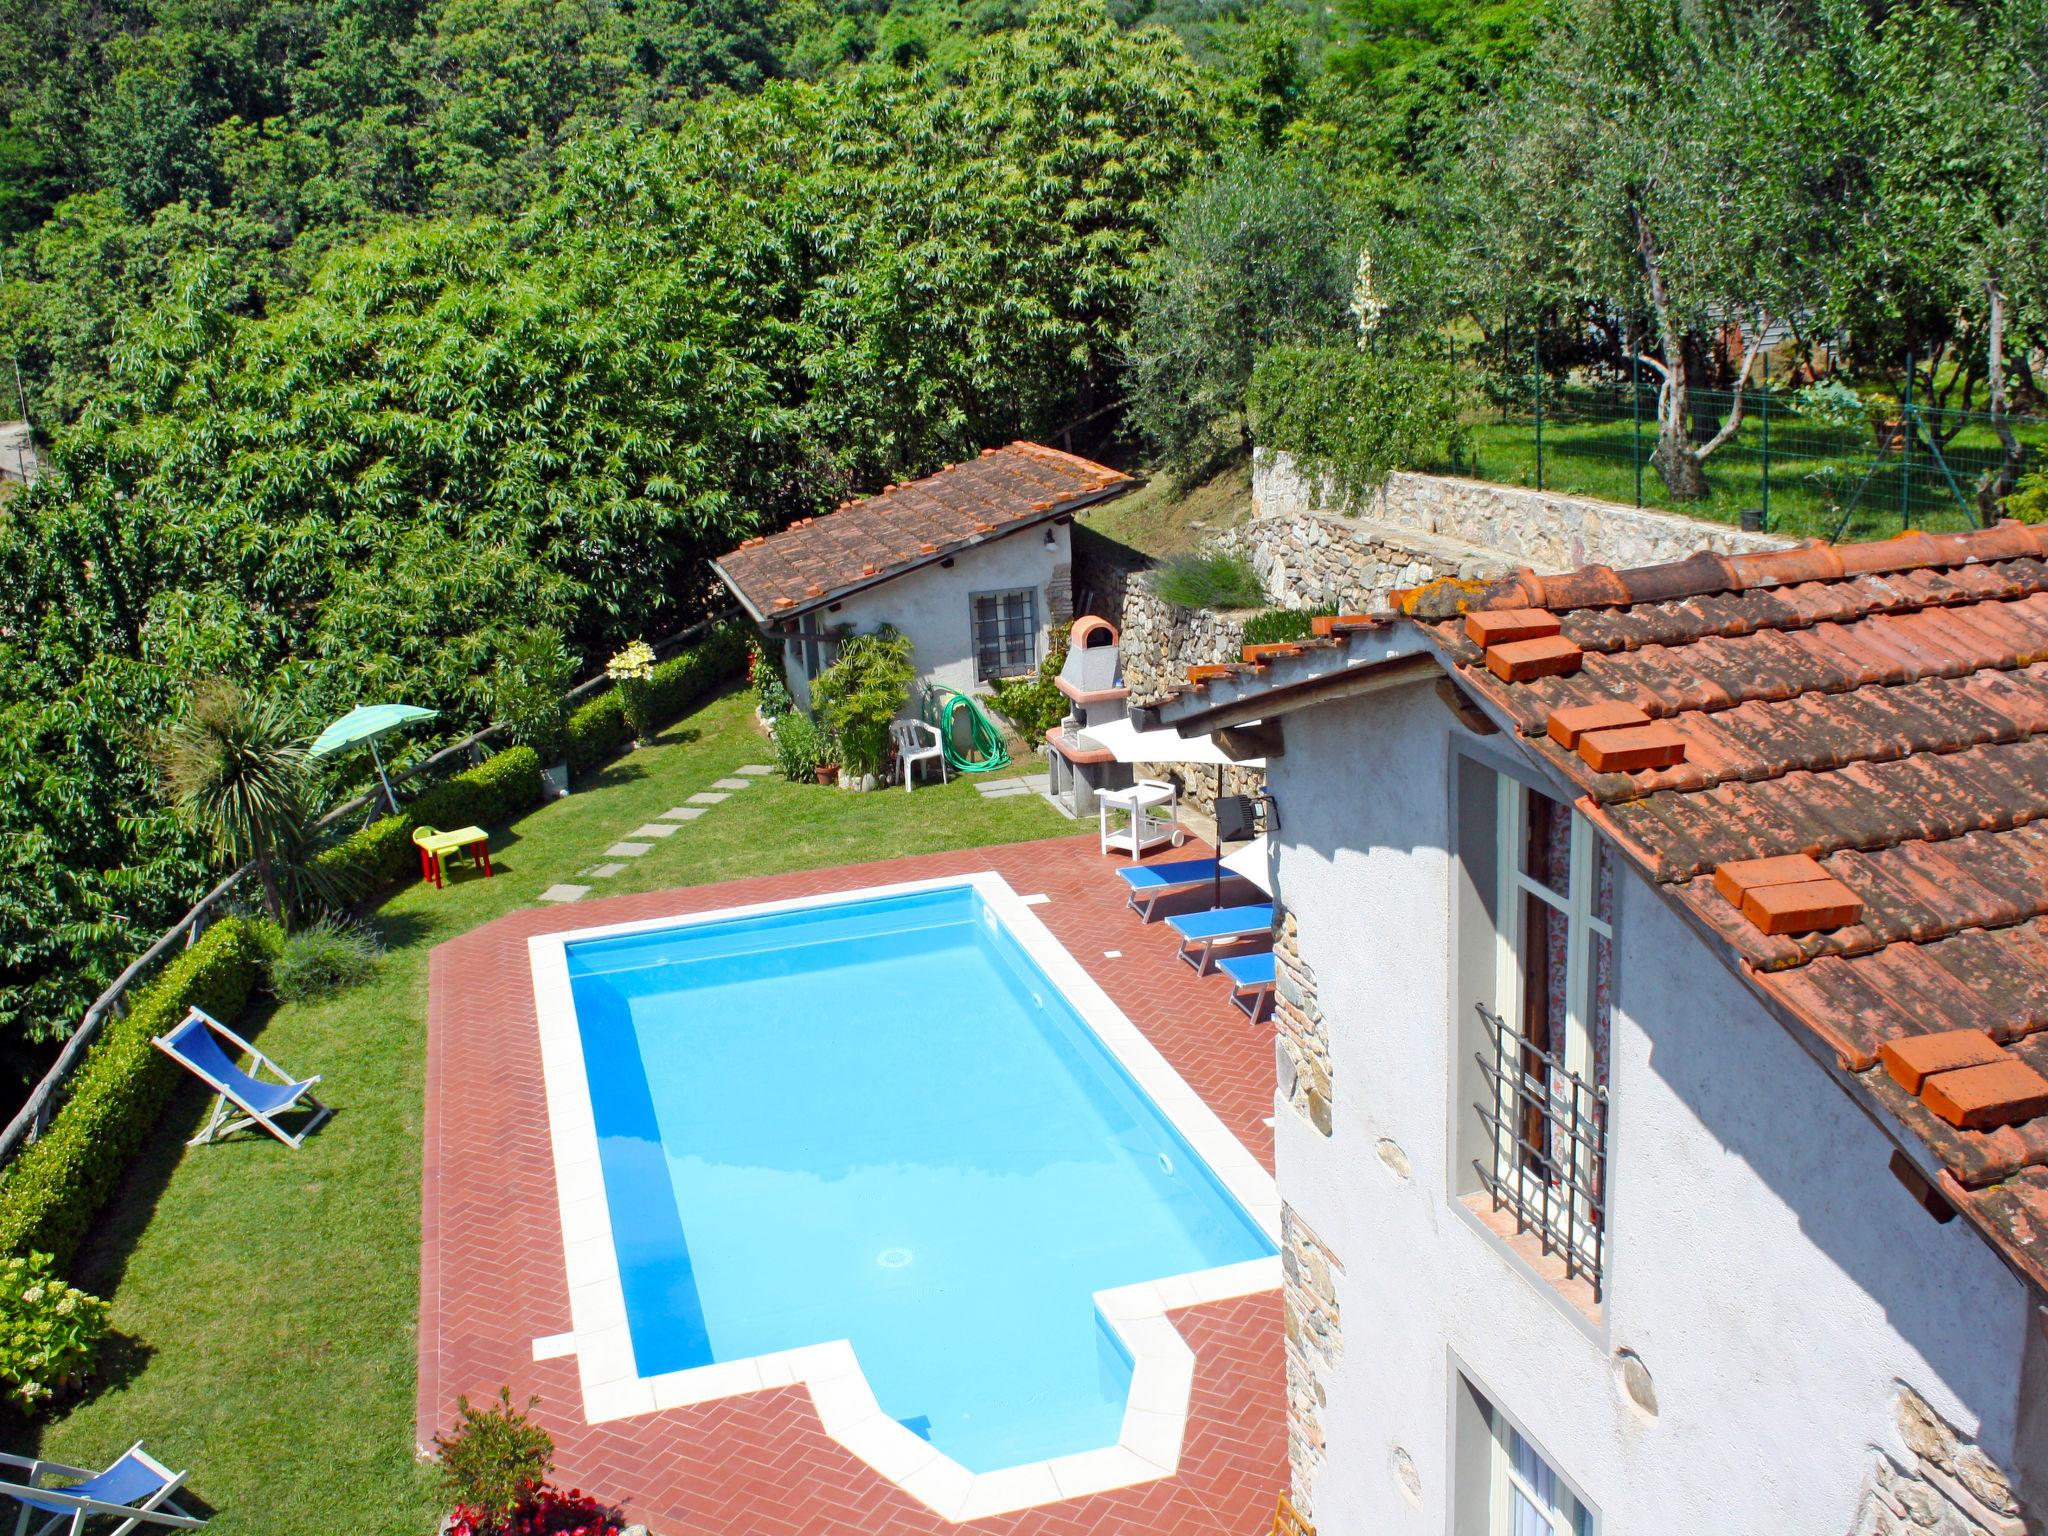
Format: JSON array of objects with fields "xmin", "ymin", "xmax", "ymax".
[
  {"xmin": 1113, "ymin": 857, "xmax": 1250, "ymax": 921},
  {"xmin": 1217, "ymin": 951, "xmax": 1276, "ymax": 1024},
  {"xmin": 152, "ymin": 1007, "xmax": 331, "ymax": 1150},
  {"xmin": 0, "ymin": 1442, "xmax": 205, "ymax": 1535},
  {"xmin": 1166, "ymin": 903, "xmax": 1274, "ymax": 975}
]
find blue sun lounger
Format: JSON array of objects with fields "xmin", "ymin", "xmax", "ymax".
[
  {"xmin": 1167, "ymin": 903, "xmax": 1274, "ymax": 975},
  {"xmin": 1217, "ymin": 951, "xmax": 1276, "ymax": 1023},
  {"xmin": 0, "ymin": 1441, "xmax": 206, "ymax": 1534},
  {"xmin": 1113, "ymin": 857, "xmax": 1249, "ymax": 921},
  {"xmin": 152, "ymin": 1007, "xmax": 331, "ymax": 1150}
]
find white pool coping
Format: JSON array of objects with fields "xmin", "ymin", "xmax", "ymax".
[{"xmin": 525, "ymin": 872, "xmax": 1282, "ymax": 1523}]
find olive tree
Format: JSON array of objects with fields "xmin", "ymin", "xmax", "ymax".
[
  {"xmin": 1448, "ymin": 0, "xmax": 1823, "ymax": 498},
  {"xmin": 1128, "ymin": 151, "xmax": 1354, "ymax": 482}
]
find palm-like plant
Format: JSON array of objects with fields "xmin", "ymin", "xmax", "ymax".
[{"xmin": 159, "ymin": 681, "xmax": 319, "ymax": 926}]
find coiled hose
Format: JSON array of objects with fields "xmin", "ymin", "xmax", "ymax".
[{"xmin": 922, "ymin": 685, "xmax": 1012, "ymax": 774}]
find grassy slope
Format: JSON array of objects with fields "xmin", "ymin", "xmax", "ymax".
[
  {"xmin": 11, "ymin": 687, "xmax": 1069, "ymax": 1536},
  {"xmin": 1075, "ymin": 460, "xmax": 1252, "ymax": 565}
]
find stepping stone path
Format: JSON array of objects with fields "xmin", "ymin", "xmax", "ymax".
[
  {"xmin": 977, "ymin": 781, "xmax": 1028, "ymax": 798},
  {"xmin": 543, "ymin": 766, "xmax": 776, "ymax": 910}
]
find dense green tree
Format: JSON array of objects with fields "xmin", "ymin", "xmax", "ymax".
[{"xmin": 1128, "ymin": 150, "xmax": 1353, "ymax": 480}]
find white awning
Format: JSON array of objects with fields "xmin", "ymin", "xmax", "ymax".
[
  {"xmin": 1221, "ymin": 834, "xmax": 1273, "ymax": 895},
  {"xmin": 1075, "ymin": 716, "xmax": 1264, "ymax": 769}
]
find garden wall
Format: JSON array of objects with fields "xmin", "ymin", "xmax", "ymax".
[
  {"xmin": 1253, "ymin": 450, "xmax": 1795, "ymax": 576},
  {"xmin": 1064, "ymin": 457, "xmax": 1793, "ymax": 810}
]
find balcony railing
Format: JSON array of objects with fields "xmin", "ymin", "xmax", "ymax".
[{"xmin": 1472, "ymin": 1003, "xmax": 1610, "ymax": 1300}]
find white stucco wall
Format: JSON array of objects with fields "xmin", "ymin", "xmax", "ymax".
[
  {"xmin": 1268, "ymin": 681, "xmax": 2035, "ymax": 1535},
  {"xmin": 779, "ymin": 522, "xmax": 1070, "ymax": 707}
]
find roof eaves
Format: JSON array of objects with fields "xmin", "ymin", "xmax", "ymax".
[
  {"xmin": 706, "ymin": 558, "xmax": 770, "ymax": 626},
  {"xmin": 1149, "ymin": 621, "xmax": 1435, "ymax": 733}
]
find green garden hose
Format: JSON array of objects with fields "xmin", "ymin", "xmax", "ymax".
[{"xmin": 922, "ymin": 686, "xmax": 1012, "ymax": 774}]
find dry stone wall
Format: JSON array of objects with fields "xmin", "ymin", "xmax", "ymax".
[{"xmin": 1255, "ymin": 450, "xmax": 1794, "ymax": 573}]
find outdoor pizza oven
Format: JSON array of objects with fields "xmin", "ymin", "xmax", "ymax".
[{"xmin": 1045, "ymin": 615, "xmax": 1134, "ymax": 816}]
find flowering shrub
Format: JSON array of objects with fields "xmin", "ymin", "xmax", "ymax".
[
  {"xmin": 605, "ymin": 641, "xmax": 658, "ymax": 743},
  {"xmin": 0, "ymin": 1251, "xmax": 112, "ymax": 1410},
  {"xmin": 448, "ymin": 1486, "xmax": 626, "ymax": 1536},
  {"xmin": 747, "ymin": 636, "xmax": 793, "ymax": 721},
  {"xmin": 435, "ymin": 1387, "xmax": 553, "ymax": 1529}
]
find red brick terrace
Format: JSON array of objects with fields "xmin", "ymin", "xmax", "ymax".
[{"xmin": 420, "ymin": 834, "xmax": 1285, "ymax": 1536}]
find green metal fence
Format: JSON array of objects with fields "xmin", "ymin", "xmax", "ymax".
[{"xmin": 1457, "ymin": 374, "xmax": 2045, "ymax": 544}]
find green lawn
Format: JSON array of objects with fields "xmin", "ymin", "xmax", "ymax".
[{"xmin": 7, "ymin": 687, "xmax": 1070, "ymax": 1535}]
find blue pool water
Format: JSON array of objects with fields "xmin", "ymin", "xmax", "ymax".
[{"xmin": 563, "ymin": 884, "xmax": 1273, "ymax": 1472}]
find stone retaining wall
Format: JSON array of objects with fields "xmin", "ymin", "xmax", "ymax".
[{"xmin": 1254, "ymin": 450, "xmax": 1794, "ymax": 574}]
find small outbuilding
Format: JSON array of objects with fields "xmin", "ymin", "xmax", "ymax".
[{"xmin": 709, "ymin": 442, "xmax": 1135, "ymax": 706}]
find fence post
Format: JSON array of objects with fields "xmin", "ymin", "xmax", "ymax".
[
  {"xmin": 1901, "ymin": 351, "xmax": 1914, "ymax": 530},
  {"xmin": 1533, "ymin": 336, "xmax": 1544, "ymax": 492},
  {"xmin": 1760, "ymin": 352, "xmax": 1771, "ymax": 531},
  {"xmin": 1630, "ymin": 335, "xmax": 1643, "ymax": 508}
]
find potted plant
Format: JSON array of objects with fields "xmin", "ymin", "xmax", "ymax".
[
  {"xmin": 606, "ymin": 640, "xmax": 658, "ymax": 747},
  {"xmin": 810, "ymin": 626, "xmax": 914, "ymax": 794},
  {"xmin": 490, "ymin": 626, "xmax": 575, "ymax": 797},
  {"xmin": 815, "ymin": 726, "xmax": 842, "ymax": 786}
]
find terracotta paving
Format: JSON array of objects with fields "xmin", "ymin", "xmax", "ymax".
[{"xmin": 421, "ymin": 832, "xmax": 1284, "ymax": 1535}]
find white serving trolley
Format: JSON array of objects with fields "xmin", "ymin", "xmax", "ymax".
[{"xmin": 1097, "ymin": 778, "xmax": 1186, "ymax": 859}]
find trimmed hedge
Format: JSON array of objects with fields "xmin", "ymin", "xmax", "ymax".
[
  {"xmin": 0, "ymin": 916, "xmax": 273, "ymax": 1269},
  {"xmin": 565, "ymin": 624, "xmax": 748, "ymax": 774},
  {"xmin": 314, "ymin": 745, "xmax": 544, "ymax": 896}
]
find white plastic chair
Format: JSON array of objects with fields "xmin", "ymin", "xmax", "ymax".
[{"xmin": 891, "ymin": 719, "xmax": 948, "ymax": 792}]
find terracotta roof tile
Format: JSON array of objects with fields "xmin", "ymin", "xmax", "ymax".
[
  {"xmin": 1152, "ymin": 522, "xmax": 2048, "ymax": 1286},
  {"xmin": 710, "ymin": 443, "xmax": 1133, "ymax": 620},
  {"xmin": 1414, "ymin": 523, "xmax": 2048, "ymax": 1290}
]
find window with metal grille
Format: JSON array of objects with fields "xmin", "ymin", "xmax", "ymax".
[
  {"xmin": 1458, "ymin": 761, "xmax": 1614, "ymax": 1301},
  {"xmin": 971, "ymin": 589, "xmax": 1037, "ymax": 681},
  {"xmin": 1474, "ymin": 1001, "xmax": 1609, "ymax": 1298}
]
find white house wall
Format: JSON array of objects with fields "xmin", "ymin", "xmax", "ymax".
[
  {"xmin": 781, "ymin": 521, "xmax": 1070, "ymax": 706},
  {"xmin": 1268, "ymin": 681, "xmax": 2035, "ymax": 1535}
]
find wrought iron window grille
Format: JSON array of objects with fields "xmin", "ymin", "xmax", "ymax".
[{"xmin": 1472, "ymin": 1002, "xmax": 1609, "ymax": 1300}]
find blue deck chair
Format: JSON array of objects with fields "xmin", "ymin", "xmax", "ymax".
[
  {"xmin": 1113, "ymin": 857, "xmax": 1248, "ymax": 921},
  {"xmin": 1166, "ymin": 903, "xmax": 1274, "ymax": 975},
  {"xmin": 152, "ymin": 1007, "xmax": 330, "ymax": 1150},
  {"xmin": 0, "ymin": 1442, "xmax": 205, "ymax": 1535},
  {"xmin": 1217, "ymin": 951, "xmax": 1276, "ymax": 1024}
]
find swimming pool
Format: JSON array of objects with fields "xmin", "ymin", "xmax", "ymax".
[{"xmin": 527, "ymin": 874, "xmax": 1279, "ymax": 1520}]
